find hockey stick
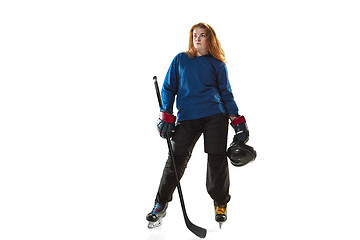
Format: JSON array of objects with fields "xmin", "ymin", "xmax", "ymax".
[{"xmin": 153, "ymin": 76, "xmax": 207, "ymax": 239}]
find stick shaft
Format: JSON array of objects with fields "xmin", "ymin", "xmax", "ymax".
[
  {"xmin": 153, "ymin": 76, "xmax": 162, "ymax": 108},
  {"xmin": 152, "ymin": 76, "xmax": 206, "ymax": 238}
]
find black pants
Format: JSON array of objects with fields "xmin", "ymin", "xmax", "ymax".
[{"xmin": 155, "ymin": 113, "xmax": 231, "ymax": 206}]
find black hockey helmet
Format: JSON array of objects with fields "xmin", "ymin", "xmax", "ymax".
[{"xmin": 227, "ymin": 141, "xmax": 257, "ymax": 167}]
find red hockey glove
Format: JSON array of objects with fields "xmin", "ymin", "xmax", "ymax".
[
  {"xmin": 157, "ymin": 111, "xmax": 176, "ymax": 138},
  {"xmin": 230, "ymin": 115, "xmax": 249, "ymax": 143}
]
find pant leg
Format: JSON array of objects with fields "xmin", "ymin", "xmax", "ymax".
[
  {"xmin": 155, "ymin": 154, "xmax": 190, "ymax": 205},
  {"xmin": 206, "ymin": 154, "xmax": 231, "ymax": 205},
  {"xmin": 203, "ymin": 113, "xmax": 229, "ymax": 155},
  {"xmin": 155, "ymin": 120, "xmax": 202, "ymax": 205},
  {"xmin": 203, "ymin": 114, "xmax": 231, "ymax": 205}
]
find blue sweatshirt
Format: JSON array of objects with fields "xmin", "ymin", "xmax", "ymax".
[{"xmin": 161, "ymin": 52, "xmax": 239, "ymax": 121}]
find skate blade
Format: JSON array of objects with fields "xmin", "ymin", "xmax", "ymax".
[
  {"xmin": 219, "ymin": 222, "xmax": 223, "ymax": 230},
  {"xmin": 148, "ymin": 218, "xmax": 163, "ymax": 229}
]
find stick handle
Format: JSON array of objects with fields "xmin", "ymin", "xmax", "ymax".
[{"xmin": 153, "ymin": 76, "xmax": 162, "ymax": 109}]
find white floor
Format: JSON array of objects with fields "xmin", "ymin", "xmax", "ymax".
[{"xmin": 2, "ymin": 133, "xmax": 359, "ymax": 240}]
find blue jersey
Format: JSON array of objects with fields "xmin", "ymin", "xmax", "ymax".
[{"xmin": 161, "ymin": 52, "xmax": 239, "ymax": 121}]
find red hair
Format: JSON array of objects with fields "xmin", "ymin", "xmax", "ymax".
[{"xmin": 186, "ymin": 23, "xmax": 226, "ymax": 63}]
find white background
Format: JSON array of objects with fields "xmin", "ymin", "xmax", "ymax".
[{"xmin": 1, "ymin": 0, "xmax": 359, "ymax": 239}]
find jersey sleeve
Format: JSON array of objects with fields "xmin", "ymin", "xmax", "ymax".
[
  {"xmin": 217, "ymin": 63, "xmax": 239, "ymax": 115},
  {"xmin": 160, "ymin": 54, "xmax": 179, "ymax": 114}
]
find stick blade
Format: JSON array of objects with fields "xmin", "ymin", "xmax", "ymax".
[{"xmin": 185, "ymin": 218, "xmax": 207, "ymax": 238}]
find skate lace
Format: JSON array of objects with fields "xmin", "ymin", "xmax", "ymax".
[
  {"xmin": 151, "ymin": 202, "xmax": 163, "ymax": 214},
  {"xmin": 216, "ymin": 205, "xmax": 227, "ymax": 215}
]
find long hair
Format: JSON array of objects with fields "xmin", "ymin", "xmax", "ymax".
[{"xmin": 186, "ymin": 22, "xmax": 226, "ymax": 63}]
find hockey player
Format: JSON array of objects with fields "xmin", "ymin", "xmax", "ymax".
[{"xmin": 147, "ymin": 22, "xmax": 250, "ymax": 228}]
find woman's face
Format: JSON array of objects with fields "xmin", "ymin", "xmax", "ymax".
[{"xmin": 193, "ymin": 27, "xmax": 208, "ymax": 56}]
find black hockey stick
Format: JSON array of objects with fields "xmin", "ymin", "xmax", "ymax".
[{"xmin": 153, "ymin": 76, "xmax": 207, "ymax": 239}]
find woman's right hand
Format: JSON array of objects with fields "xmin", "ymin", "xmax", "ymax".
[{"xmin": 157, "ymin": 111, "xmax": 176, "ymax": 138}]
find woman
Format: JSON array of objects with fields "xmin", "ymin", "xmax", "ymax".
[{"xmin": 146, "ymin": 22, "xmax": 249, "ymax": 227}]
